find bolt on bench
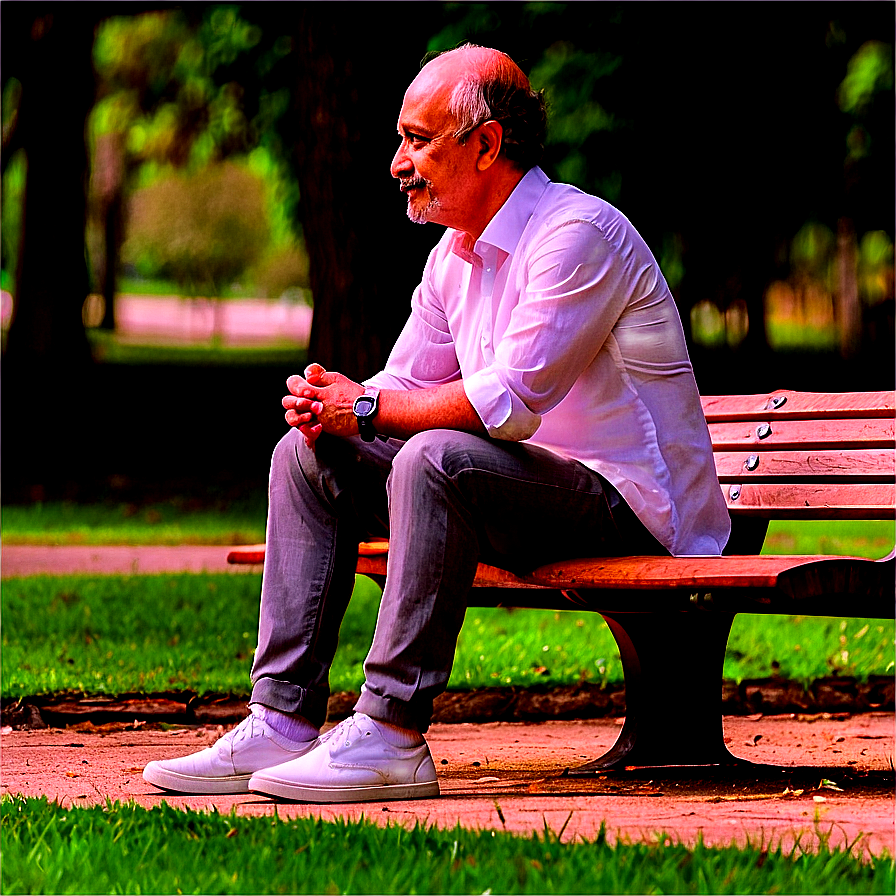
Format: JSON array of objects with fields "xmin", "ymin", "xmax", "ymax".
[{"xmin": 229, "ymin": 389, "xmax": 895, "ymax": 771}]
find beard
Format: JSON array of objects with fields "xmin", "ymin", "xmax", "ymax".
[{"xmin": 401, "ymin": 177, "xmax": 441, "ymax": 224}]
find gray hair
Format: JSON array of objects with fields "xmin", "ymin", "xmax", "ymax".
[{"xmin": 436, "ymin": 45, "xmax": 547, "ymax": 171}]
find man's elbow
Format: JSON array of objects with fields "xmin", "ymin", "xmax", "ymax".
[{"xmin": 486, "ymin": 415, "xmax": 541, "ymax": 442}]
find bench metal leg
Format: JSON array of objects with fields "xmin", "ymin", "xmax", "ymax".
[{"xmin": 570, "ymin": 610, "xmax": 743, "ymax": 773}]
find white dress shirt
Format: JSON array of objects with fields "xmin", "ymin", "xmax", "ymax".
[{"xmin": 366, "ymin": 166, "xmax": 731, "ymax": 556}]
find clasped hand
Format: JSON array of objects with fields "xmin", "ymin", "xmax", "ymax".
[{"xmin": 283, "ymin": 363, "xmax": 364, "ymax": 448}]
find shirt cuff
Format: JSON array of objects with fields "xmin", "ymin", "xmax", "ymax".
[{"xmin": 464, "ymin": 367, "xmax": 541, "ymax": 441}]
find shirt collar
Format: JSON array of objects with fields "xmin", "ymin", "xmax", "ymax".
[{"xmin": 450, "ymin": 166, "xmax": 551, "ymax": 263}]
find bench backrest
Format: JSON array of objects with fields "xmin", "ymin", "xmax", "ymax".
[{"xmin": 702, "ymin": 390, "xmax": 895, "ymax": 554}]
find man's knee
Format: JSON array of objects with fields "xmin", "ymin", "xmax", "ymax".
[
  {"xmin": 269, "ymin": 427, "xmax": 306, "ymax": 479},
  {"xmin": 391, "ymin": 430, "xmax": 490, "ymax": 484}
]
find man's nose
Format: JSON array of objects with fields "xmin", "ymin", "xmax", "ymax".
[{"xmin": 390, "ymin": 142, "xmax": 412, "ymax": 179}]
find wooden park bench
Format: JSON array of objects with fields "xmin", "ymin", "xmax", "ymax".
[{"xmin": 228, "ymin": 389, "xmax": 895, "ymax": 771}]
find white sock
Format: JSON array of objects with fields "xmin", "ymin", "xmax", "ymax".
[{"xmin": 251, "ymin": 704, "xmax": 318, "ymax": 743}]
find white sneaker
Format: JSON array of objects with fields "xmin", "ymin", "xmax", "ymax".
[
  {"xmin": 248, "ymin": 712, "xmax": 439, "ymax": 803},
  {"xmin": 143, "ymin": 707, "xmax": 318, "ymax": 794}
]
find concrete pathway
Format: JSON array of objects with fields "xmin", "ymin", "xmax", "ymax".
[
  {"xmin": 1, "ymin": 545, "xmax": 259, "ymax": 578},
  {"xmin": 2, "ymin": 714, "xmax": 893, "ymax": 858}
]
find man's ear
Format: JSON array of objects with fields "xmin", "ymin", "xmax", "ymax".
[{"xmin": 476, "ymin": 120, "xmax": 503, "ymax": 171}]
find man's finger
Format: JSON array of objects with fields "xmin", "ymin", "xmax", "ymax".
[
  {"xmin": 304, "ymin": 363, "xmax": 327, "ymax": 383},
  {"xmin": 283, "ymin": 394, "xmax": 323, "ymax": 414}
]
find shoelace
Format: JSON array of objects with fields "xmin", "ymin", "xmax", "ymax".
[
  {"xmin": 221, "ymin": 714, "xmax": 264, "ymax": 747},
  {"xmin": 319, "ymin": 714, "xmax": 371, "ymax": 748}
]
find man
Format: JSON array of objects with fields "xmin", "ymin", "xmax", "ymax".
[{"xmin": 144, "ymin": 44, "xmax": 730, "ymax": 803}]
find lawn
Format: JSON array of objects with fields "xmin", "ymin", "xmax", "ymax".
[
  {"xmin": 3, "ymin": 499, "xmax": 893, "ymax": 554},
  {"xmin": 2, "ymin": 570, "xmax": 893, "ymax": 700},
  {"xmin": 2, "ymin": 515, "xmax": 893, "ymax": 700},
  {"xmin": 2, "ymin": 796, "xmax": 893, "ymax": 895}
]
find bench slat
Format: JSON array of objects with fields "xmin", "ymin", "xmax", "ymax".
[
  {"xmin": 524, "ymin": 553, "xmax": 884, "ymax": 591},
  {"xmin": 709, "ymin": 418, "xmax": 894, "ymax": 451},
  {"xmin": 714, "ymin": 448, "xmax": 894, "ymax": 482},
  {"xmin": 722, "ymin": 482, "xmax": 896, "ymax": 517},
  {"xmin": 702, "ymin": 390, "xmax": 895, "ymax": 422}
]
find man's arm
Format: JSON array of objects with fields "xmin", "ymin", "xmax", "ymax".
[{"xmin": 283, "ymin": 364, "xmax": 484, "ymax": 447}]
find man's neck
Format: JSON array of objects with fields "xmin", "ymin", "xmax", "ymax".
[{"xmin": 461, "ymin": 166, "xmax": 527, "ymax": 241}]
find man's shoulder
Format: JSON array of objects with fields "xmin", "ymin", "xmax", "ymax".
[
  {"xmin": 536, "ymin": 178, "xmax": 619, "ymax": 226},
  {"xmin": 528, "ymin": 180, "xmax": 640, "ymax": 254}
]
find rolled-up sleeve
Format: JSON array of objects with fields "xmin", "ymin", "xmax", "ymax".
[{"xmin": 466, "ymin": 219, "xmax": 637, "ymax": 441}]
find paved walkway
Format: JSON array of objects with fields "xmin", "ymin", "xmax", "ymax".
[
  {"xmin": 1, "ymin": 544, "xmax": 259, "ymax": 578},
  {"xmin": 2, "ymin": 714, "xmax": 894, "ymax": 857},
  {"xmin": 2, "ymin": 544, "xmax": 894, "ymax": 857}
]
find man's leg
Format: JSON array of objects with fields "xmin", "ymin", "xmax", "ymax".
[
  {"xmin": 357, "ymin": 429, "xmax": 629, "ymax": 732},
  {"xmin": 144, "ymin": 428, "xmax": 399, "ymax": 794},
  {"xmin": 249, "ymin": 430, "xmax": 650, "ymax": 802},
  {"xmin": 250, "ymin": 428, "xmax": 398, "ymax": 727}
]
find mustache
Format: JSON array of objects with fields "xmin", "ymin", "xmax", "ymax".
[{"xmin": 400, "ymin": 176, "xmax": 429, "ymax": 193}]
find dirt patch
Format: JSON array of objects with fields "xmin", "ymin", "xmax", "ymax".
[{"xmin": 4, "ymin": 677, "xmax": 893, "ymax": 731}]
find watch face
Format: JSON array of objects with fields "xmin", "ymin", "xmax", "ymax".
[{"xmin": 355, "ymin": 397, "xmax": 376, "ymax": 417}]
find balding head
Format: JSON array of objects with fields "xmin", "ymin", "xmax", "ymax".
[{"xmin": 411, "ymin": 44, "xmax": 546, "ymax": 172}]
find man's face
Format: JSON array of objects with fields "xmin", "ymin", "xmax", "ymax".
[{"xmin": 390, "ymin": 68, "xmax": 482, "ymax": 232}]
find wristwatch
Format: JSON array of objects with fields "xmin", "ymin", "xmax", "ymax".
[{"xmin": 352, "ymin": 386, "xmax": 380, "ymax": 442}]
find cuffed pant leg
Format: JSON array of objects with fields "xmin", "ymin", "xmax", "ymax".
[
  {"xmin": 250, "ymin": 428, "xmax": 398, "ymax": 728},
  {"xmin": 356, "ymin": 430, "xmax": 619, "ymax": 732}
]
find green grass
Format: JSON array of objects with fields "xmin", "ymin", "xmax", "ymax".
[
  {"xmin": 2, "ymin": 496, "xmax": 268, "ymax": 546},
  {"xmin": 2, "ymin": 796, "xmax": 892, "ymax": 894},
  {"xmin": 762, "ymin": 520, "xmax": 894, "ymax": 560},
  {"xmin": 2, "ymin": 572, "xmax": 893, "ymax": 701},
  {"xmin": 87, "ymin": 329, "xmax": 307, "ymax": 366},
  {"xmin": 2, "ymin": 517, "xmax": 893, "ymax": 699},
  {"xmin": 3, "ymin": 501, "xmax": 892, "ymax": 555}
]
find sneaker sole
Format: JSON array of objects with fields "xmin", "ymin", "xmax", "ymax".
[
  {"xmin": 143, "ymin": 763, "xmax": 250, "ymax": 795},
  {"xmin": 248, "ymin": 774, "xmax": 440, "ymax": 803}
]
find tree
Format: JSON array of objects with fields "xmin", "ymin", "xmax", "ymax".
[
  {"xmin": 237, "ymin": 3, "xmax": 442, "ymax": 380},
  {"xmin": 2, "ymin": 5, "xmax": 97, "ymax": 373},
  {"xmin": 123, "ymin": 160, "xmax": 270, "ymax": 340},
  {"xmin": 1, "ymin": 5, "xmax": 100, "ymax": 493}
]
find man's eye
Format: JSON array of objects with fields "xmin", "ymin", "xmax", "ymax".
[{"xmin": 405, "ymin": 133, "xmax": 428, "ymax": 147}]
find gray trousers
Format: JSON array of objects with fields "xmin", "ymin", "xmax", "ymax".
[{"xmin": 249, "ymin": 427, "xmax": 663, "ymax": 732}]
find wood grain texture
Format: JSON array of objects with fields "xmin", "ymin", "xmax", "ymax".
[
  {"xmin": 708, "ymin": 417, "xmax": 894, "ymax": 451},
  {"xmin": 721, "ymin": 482, "xmax": 895, "ymax": 517},
  {"xmin": 714, "ymin": 449, "xmax": 894, "ymax": 481},
  {"xmin": 701, "ymin": 390, "xmax": 895, "ymax": 421}
]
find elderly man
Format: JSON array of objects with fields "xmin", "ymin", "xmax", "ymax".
[{"xmin": 144, "ymin": 44, "xmax": 730, "ymax": 803}]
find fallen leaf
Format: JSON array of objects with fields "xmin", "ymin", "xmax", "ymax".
[{"xmin": 818, "ymin": 778, "xmax": 844, "ymax": 792}]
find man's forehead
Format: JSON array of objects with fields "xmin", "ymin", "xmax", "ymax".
[{"xmin": 397, "ymin": 79, "xmax": 455, "ymax": 134}]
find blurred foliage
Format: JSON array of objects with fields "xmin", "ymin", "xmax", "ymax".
[
  {"xmin": 91, "ymin": 9, "xmax": 258, "ymax": 168},
  {"xmin": 86, "ymin": 7, "xmax": 308, "ymax": 301},
  {"xmin": 858, "ymin": 230, "xmax": 895, "ymax": 307},
  {"xmin": 0, "ymin": 148, "xmax": 25, "ymax": 292},
  {"xmin": 837, "ymin": 39, "xmax": 893, "ymax": 136},
  {"xmin": 122, "ymin": 160, "xmax": 268, "ymax": 295},
  {"xmin": 1, "ymin": 3, "xmax": 892, "ymax": 358},
  {"xmin": 428, "ymin": 2, "xmax": 626, "ymax": 205},
  {"xmin": 428, "ymin": 3, "xmax": 893, "ymax": 356}
]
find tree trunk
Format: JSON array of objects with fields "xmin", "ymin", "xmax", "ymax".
[
  {"xmin": 2, "ymin": 6, "xmax": 98, "ymax": 493},
  {"xmin": 287, "ymin": 5, "xmax": 439, "ymax": 382}
]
